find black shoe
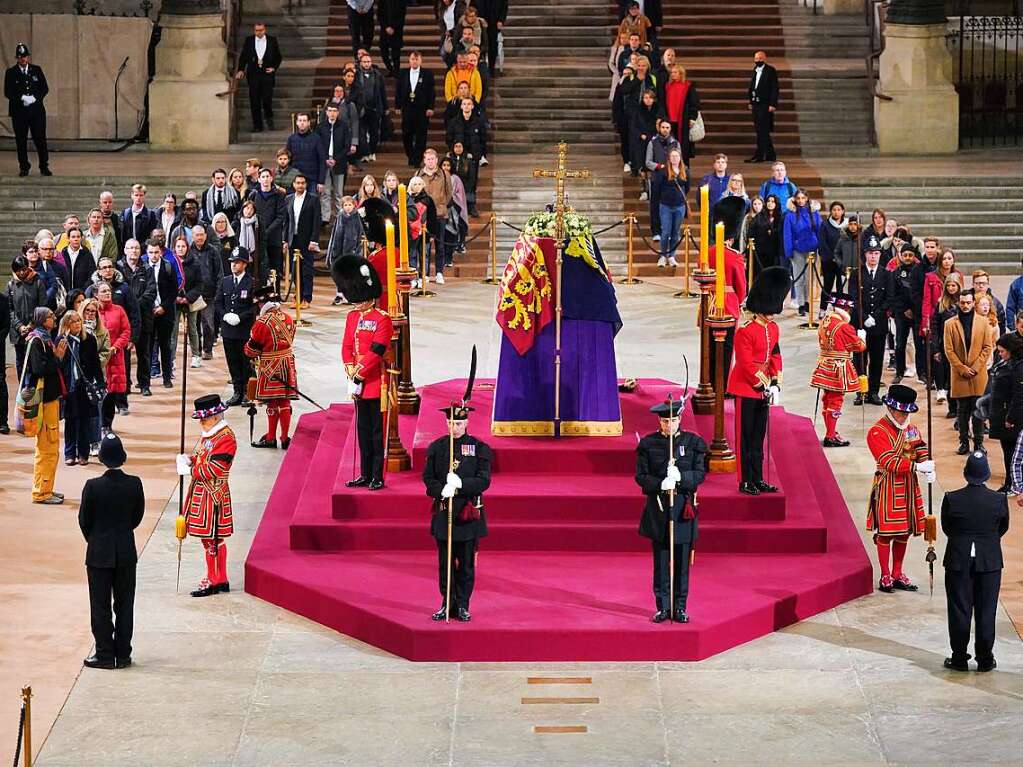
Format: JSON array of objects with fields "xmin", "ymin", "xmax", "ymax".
[
  {"xmin": 944, "ymin": 656, "xmax": 970, "ymax": 672},
  {"xmin": 252, "ymin": 436, "xmax": 278, "ymax": 449},
  {"xmin": 190, "ymin": 583, "xmax": 217, "ymax": 598},
  {"xmin": 41, "ymin": 167, "xmax": 52, "ymax": 176},
  {"xmin": 214, "ymin": 581, "xmax": 230, "ymax": 594},
  {"xmin": 457, "ymin": 607, "xmax": 471, "ymax": 621},
  {"xmin": 368, "ymin": 478, "xmax": 385, "ymax": 490},
  {"xmin": 0, "ymin": 424, "xmax": 9, "ymax": 434},
  {"xmin": 738, "ymin": 481, "xmax": 760, "ymax": 496},
  {"xmin": 822, "ymin": 437, "xmax": 851, "ymax": 448},
  {"xmin": 332, "ymin": 295, "xmax": 343, "ymax": 306},
  {"xmin": 432, "ymin": 604, "xmax": 449, "ymax": 621},
  {"xmin": 281, "ymin": 437, "xmax": 291, "ymax": 450},
  {"xmin": 892, "ymin": 375, "xmax": 904, "ymax": 385},
  {"xmin": 253, "ymin": 126, "xmax": 264, "ymax": 133},
  {"xmin": 957, "ymin": 442, "xmax": 970, "ymax": 455},
  {"xmin": 755, "ymin": 481, "xmax": 778, "ymax": 493},
  {"xmin": 346, "ymin": 476, "xmax": 370, "ymax": 488},
  {"xmin": 798, "ymin": 306, "xmax": 808, "ymax": 317},
  {"xmin": 865, "ymin": 394, "xmax": 884, "ymax": 406},
  {"xmin": 746, "ymin": 156, "xmax": 762, "ymax": 163},
  {"xmin": 878, "ymin": 577, "xmax": 894, "ymax": 593},
  {"xmin": 141, "ymin": 387, "xmax": 152, "ymax": 397},
  {"xmin": 674, "ymin": 610, "xmax": 690, "ymax": 623},
  {"xmin": 977, "ymin": 658, "xmax": 997, "ymax": 672},
  {"xmin": 973, "ymin": 443, "xmax": 986, "ymax": 455},
  {"xmin": 83, "ymin": 655, "xmax": 116, "ymax": 669},
  {"xmin": 892, "ymin": 575, "xmax": 918, "ymax": 591},
  {"xmin": 115, "ymin": 656, "xmax": 132, "ymax": 669},
  {"xmin": 651, "ymin": 610, "xmax": 669, "ymax": 623},
  {"xmin": 19, "ymin": 168, "xmax": 29, "ymax": 177},
  {"xmin": 226, "ymin": 394, "xmax": 243, "ymax": 407},
  {"xmin": 853, "ymin": 394, "xmax": 864, "ymax": 406},
  {"xmin": 946, "ymin": 410, "xmax": 957, "ymax": 419},
  {"xmin": 163, "ymin": 379, "xmax": 173, "ymax": 389},
  {"xmin": 997, "ymin": 483, "xmax": 1010, "ymax": 494}
]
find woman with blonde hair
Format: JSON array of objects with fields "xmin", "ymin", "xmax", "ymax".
[
  {"xmin": 228, "ymin": 168, "xmax": 248, "ymax": 200},
  {"xmin": 722, "ymin": 172, "xmax": 750, "ymax": 210},
  {"xmin": 649, "ymin": 147, "xmax": 688, "ymax": 267},
  {"xmin": 357, "ymin": 174, "xmax": 381, "ymax": 203},
  {"xmin": 661, "ymin": 63, "xmax": 702, "ymax": 166},
  {"xmin": 57, "ymin": 310, "xmax": 103, "ymax": 465},
  {"xmin": 931, "ymin": 272, "xmax": 963, "ymax": 410}
]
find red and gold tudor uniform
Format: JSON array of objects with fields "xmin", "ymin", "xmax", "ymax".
[
  {"xmin": 810, "ymin": 296, "xmax": 866, "ymax": 447},
  {"xmin": 182, "ymin": 394, "xmax": 236, "ymax": 597},
  {"xmin": 726, "ymin": 265, "xmax": 788, "ymax": 495},
  {"xmin": 336, "ymin": 257, "xmax": 393, "ymax": 489},
  {"xmin": 245, "ymin": 286, "xmax": 299, "ymax": 449},
  {"xmin": 866, "ymin": 383, "xmax": 931, "ymax": 593}
]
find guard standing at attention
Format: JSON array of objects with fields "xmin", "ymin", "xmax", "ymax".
[
  {"xmin": 811, "ymin": 293, "xmax": 867, "ymax": 447},
  {"xmin": 636, "ymin": 398, "xmax": 707, "ymax": 623},
  {"xmin": 336, "ymin": 256, "xmax": 393, "ymax": 490},
  {"xmin": 941, "ymin": 450, "xmax": 1009, "ymax": 672},
  {"xmin": 423, "ymin": 403, "xmax": 492, "ymax": 622},
  {"xmin": 4, "ymin": 42, "xmax": 50, "ymax": 177},
  {"xmin": 244, "ymin": 281, "xmax": 298, "ymax": 449}
]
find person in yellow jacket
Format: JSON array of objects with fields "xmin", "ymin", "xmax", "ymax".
[{"xmin": 444, "ymin": 53, "xmax": 482, "ymax": 102}]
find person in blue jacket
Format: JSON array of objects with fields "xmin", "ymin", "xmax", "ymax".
[
  {"xmin": 782, "ymin": 189, "xmax": 821, "ymax": 317},
  {"xmin": 758, "ymin": 161, "xmax": 798, "ymax": 217},
  {"xmin": 1005, "ymin": 255, "xmax": 1023, "ymax": 328}
]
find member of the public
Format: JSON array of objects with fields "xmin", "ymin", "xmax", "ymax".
[
  {"xmin": 27, "ymin": 306, "xmax": 67, "ymax": 504},
  {"xmin": 244, "ymin": 283, "xmax": 298, "ymax": 448},
  {"xmin": 727, "ymin": 266, "xmax": 788, "ymax": 495},
  {"xmin": 176, "ymin": 394, "xmax": 236, "ymax": 598},
  {"xmin": 635, "ymin": 398, "xmax": 707, "ymax": 623},
  {"xmin": 423, "ymin": 403, "xmax": 492, "ymax": 621},
  {"xmin": 216, "ymin": 249, "xmax": 256, "ymax": 407},
  {"xmin": 336, "ymin": 257, "xmax": 392, "ymax": 490},
  {"xmin": 4, "ymin": 42, "xmax": 50, "ymax": 177},
  {"xmin": 866, "ymin": 383, "xmax": 933, "ymax": 593},
  {"xmin": 941, "ymin": 450, "xmax": 1009, "ymax": 672},
  {"xmin": 706, "ymin": 197, "xmax": 748, "ymax": 381},
  {"xmin": 944, "ymin": 290, "xmax": 993, "ymax": 455},
  {"xmin": 78, "ymin": 433, "xmax": 144, "ymax": 669},
  {"xmin": 849, "ymin": 236, "xmax": 889, "ymax": 406},
  {"xmin": 811, "ymin": 294, "xmax": 867, "ymax": 447}
]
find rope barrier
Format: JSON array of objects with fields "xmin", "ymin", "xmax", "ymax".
[
  {"xmin": 12, "ymin": 703, "xmax": 24, "ymax": 767},
  {"xmin": 592, "ymin": 219, "xmax": 627, "ymax": 236},
  {"xmin": 497, "ymin": 219, "xmax": 525, "ymax": 233},
  {"xmin": 464, "ymin": 217, "xmax": 493, "ymax": 244}
]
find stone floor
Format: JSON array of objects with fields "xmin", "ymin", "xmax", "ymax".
[{"xmin": 9, "ymin": 272, "xmax": 1020, "ymax": 766}]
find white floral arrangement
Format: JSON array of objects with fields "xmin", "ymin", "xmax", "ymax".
[{"xmin": 523, "ymin": 209, "xmax": 593, "ymax": 240}]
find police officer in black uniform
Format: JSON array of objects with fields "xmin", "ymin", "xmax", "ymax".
[
  {"xmin": 423, "ymin": 405, "xmax": 492, "ymax": 622},
  {"xmin": 4, "ymin": 42, "xmax": 50, "ymax": 177},
  {"xmin": 636, "ymin": 398, "xmax": 707, "ymax": 623},
  {"xmin": 215, "ymin": 247, "xmax": 256, "ymax": 406},
  {"xmin": 941, "ymin": 451, "xmax": 1009, "ymax": 672},
  {"xmin": 848, "ymin": 235, "xmax": 890, "ymax": 405}
]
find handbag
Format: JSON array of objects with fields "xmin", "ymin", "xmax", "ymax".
[
  {"xmin": 690, "ymin": 112, "xmax": 706, "ymax": 143},
  {"xmin": 70, "ymin": 346, "xmax": 106, "ymax": 406},
  {"xmin": 15, "ymin": 337, "xmax": 43, "ymax": 437},
  {"xmin": 189, "ymin": 295, "xmax": 207, "ymax": 313}
]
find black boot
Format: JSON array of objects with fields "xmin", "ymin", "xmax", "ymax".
[
  {"xmin": 956, "ymin": 441, "xmax": 970, "ymax": 455},
  {"xmin": 251, "ymin": 436, "xmax": 278, "ymax": 449},
  {"xmin": 432, "ymin": 603, "xmax": 449, "ymax": 621},
  {"xmin": 651, "ymin": 609, "xmax": 669, "ymax": 623},
  {"xmin": 346, "ymin": 476, "xmax": 371, "ymax": 488}
]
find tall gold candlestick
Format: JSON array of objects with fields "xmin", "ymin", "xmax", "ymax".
[
  {"xmin": 398, "ymin": 184, "xmax": 409, "ymax": 271},
  {"xmin": 699, "ymin": 185, "xmax": 710, "ymax": 270},
  {"xmin": 714, "ymin": 221, "xmax": 725, "ymax": 315},
  {"xmin": 385, "ymin": 221, "xmax": 397, "ymax": 314}
]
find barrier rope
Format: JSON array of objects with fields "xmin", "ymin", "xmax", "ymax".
[
  {"xmin": 497, "ymin": 219, "xmax": 525, "ymax": 233},
  {"xmin": 592, "ymin": 219, "xmax": 627, "ymax": 236},
  {"xmin": 464, "ymin": 217, "xmax": 493, "ymax": 244},
  {"xmin": 12, "ymin": 704, "xmax": 24, "ymax": 767}
]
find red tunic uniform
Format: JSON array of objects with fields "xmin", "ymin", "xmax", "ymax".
[
  {"xmin": 185, "ymin": 422, "xmax": 236, "ymax": 539},
  {"xmin": 342, "ymin": 306, "xmax": 393, "ymax": 399},
  {"xmin": 810, "ymin": 311, "xmax": 866, "ymax": 393},
  {"xmin": 707, "ymin": 245, "xmax": 748, "ymax": 326},
  {"xmin": 244, "ymin": 307, "xmax": 298, "ymax": 401},
  {"xmin": 866, "ymin": 416, "xmax": 929, "ymax": 537},
  {"xmin": 727, "ymin": 317, "xmax": 782, "ymax": 398}
]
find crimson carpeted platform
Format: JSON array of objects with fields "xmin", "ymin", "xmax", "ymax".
[{"xmin": 245, "ymin": 379, "xmax": 873, "ymax": 661}]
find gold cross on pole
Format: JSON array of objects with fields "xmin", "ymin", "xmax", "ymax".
[{"xmin": 532, "ymin": 142, "xmax": 591, "ymax": 241}]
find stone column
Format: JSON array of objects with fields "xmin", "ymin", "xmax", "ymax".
[
  {"xmin": 149, "ymin": 0, "xmax": 230, "ymax": 150},
  {"xmin": 822, "ymin": 0, "xmax": 860, "ymax": 16},
  {"xmin": 874, "ymin": 0, "xmax": 958, "ymax": 154}
]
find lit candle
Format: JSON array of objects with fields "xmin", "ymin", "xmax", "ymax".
[
  {"xmin": 699, "ymin": 185, "xmax": 709, "ymax": 270},
  {"xmin": 715, "ymin": 221, "xmax": 725, "ymax": 314},
  {"xmin": 385, "ymin": 220, "xmax": 397, "ymax": 314},
  {"xmin": 397, "ymin": 183, "xmax": 409, "ymax": 270}
]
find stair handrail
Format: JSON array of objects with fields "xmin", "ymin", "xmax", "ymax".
[
  {"xmin": 866, "ymin": 0, "xmax": 893, "ymax": 145},
  {"xmin": 222, "ymin": 0, "xmax": 243, "ymax": 141}
]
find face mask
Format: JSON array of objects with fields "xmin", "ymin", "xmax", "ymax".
[
  {"xmin": 755, "ymin": 61, "xmax": 765, "ymax": 68},
  {"xmin": 84, "ymin": 319, "xmax": 96, "ymax": 332}
]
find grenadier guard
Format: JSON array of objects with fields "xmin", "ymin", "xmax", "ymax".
[
  {"xmin": 176, "ymin": 394, "xmax": 236, "ymax": 598},
  {"xmin": 244, "ymin": 283, "xmax": 298, "ymax": 449},
  {"xmin": 727, "ymin": 265, "xmax": 789, "ymax": 496},
  {"xmin": 636, "ymin": 398, "xmax": 707, "ymax": 623},
  {"xmin": 335, "ymin": 257, "xmax": 393, "ymax": 491},
  {"xmin": 866, "ymin": 384, "xmax": 935, "ymax": 593},
  {"xmin": 707, "ymin": 196, "xmax": 749, "ymax": 379},
  {"xmin": 424, "ymin": 403, "xmax": 492, "ymax": 622},
  {"xmin": 811, "ymin": 293, "xmax": 867, "ymax": 447}
]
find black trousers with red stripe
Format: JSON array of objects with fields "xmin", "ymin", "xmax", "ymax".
[{"xmin": 736, "ymin": 395, "xmax": 769, "ymax": 485}]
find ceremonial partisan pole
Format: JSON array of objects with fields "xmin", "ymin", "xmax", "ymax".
[
  {"xmin": 444, "ymin": 346, "xmax": 477, "ymax": 622},
  {"xmin": 175, "ymin": 312, "xmax": 190, "ymax": 593},
  {"xmin": 667, "ymin": 393, "xmax": 676, "ymax": 623},
  {"xmin": 856, "ymin": 212, "xmax": 868, "ymax": 429},
  {"xmin": 924, "ymin": 338, "xmax": 937, "ymax": 595}
]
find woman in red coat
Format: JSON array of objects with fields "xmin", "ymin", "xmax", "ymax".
[{"xmin": 96, "ymin": 282, "xmax": 131, "ymax": 436}]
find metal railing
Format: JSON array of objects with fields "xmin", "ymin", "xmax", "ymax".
[{"xmin": 866, "ymin": 0, "xmax": 893, "ymax": 145}]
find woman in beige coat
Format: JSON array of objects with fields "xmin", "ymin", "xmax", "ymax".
[{"xmin": 944, "ymin": 290, "xmax": 993, "ymax": 454}]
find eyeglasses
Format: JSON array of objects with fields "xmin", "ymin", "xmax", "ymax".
[{"xmin": 39, "ymin": 246, "xmax": 54, "ymax": 251}]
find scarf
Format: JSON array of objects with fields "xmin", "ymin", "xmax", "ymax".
[
  {"xmin": 238, "ymin": 215, "xmax": 258, "ymax": 253},
  {"xmin": 204, "ymin": 183, "xmax": 240, "ymax": 225}
]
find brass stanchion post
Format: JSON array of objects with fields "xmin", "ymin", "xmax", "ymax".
[
  {"xmin": 673, "ymin": 225, "xmax": 698, "ymax": 298},
  {"xmin": 481, "ymin": 214, "xmax": 499, "ymax": 284},
  {"xmin": 799, "ymin": 251, "xmax": 818, "ymax": 330},
  {"xmin": 22, "ymin": 685, "xmax": 32, "ymax": 767},
  {"xmin": 292, "ymin": 248, "xmax": 311, "ymax": 327},
  {"xmin": 619, "ymin": 213, "xmax": 642, "ymax": 285}
]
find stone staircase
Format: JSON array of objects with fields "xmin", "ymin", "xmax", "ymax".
[{"xmin": 820, "ymin": 175, "xmax": 1023, "ymax": 274}]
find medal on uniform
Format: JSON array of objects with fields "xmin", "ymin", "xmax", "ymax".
[
  {"xmin": 461, "ymin": 444, "xmax": 475, "ymax": 457},
  {"xmin": 357, "ymin": 319, "xmax": 378, "ymax": 331}
]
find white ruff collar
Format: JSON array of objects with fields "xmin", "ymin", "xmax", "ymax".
[
  {"xmin": 885, "ymin": 410, "xmax": 910, "ymax": 430},
  {"xmin": 201, "ymin": 420, "xmax": 229, "ymax": 438}
]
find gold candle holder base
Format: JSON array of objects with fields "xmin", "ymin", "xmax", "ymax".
[{"xmin": 692, "ymin": 269, "xmax": 717, "ymax": 415}]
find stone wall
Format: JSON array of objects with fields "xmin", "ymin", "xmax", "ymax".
[{"xmin": 0, "ymin": 14, "xmax": 152, "ymax": 140}]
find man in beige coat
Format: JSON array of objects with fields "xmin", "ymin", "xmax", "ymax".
[{"xmin": 944, "ymin": 291, "xmax": 993, "ymax": 455}]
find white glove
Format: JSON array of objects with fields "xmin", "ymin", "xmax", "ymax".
[
  {"xmin": 924, "ymin": 470, "xmax": 936, "ymax": 484},
  {"xmin": 347, "ymin": 378, "xmax": 363, "ymax": 397},
  {"xmin": 223, "ymin": 312, "xmax": 240, "ymax": 326},
  {"xmin": 441, "ymin": 483, "xmax": 456, "ymax": 499},
  {"xmin": 175, "ymin": 453, "xmax": 192, "ymax": 476},
  {"xmin": 666, "ymin": 464, "xmax": 681, "ymax": 483},
  {"xmin": 660, "ymin": 476, "xmax": 676, "ymax": 491},
  {"xmin": 915, "ymin": 459, "xmax": 935, "ymax": 474},
  {"xmin": 864, "ymin": 315, "xmax": 876, "ymax": 329},
  {"xmin": 768, "ymin": 385, "xmax": 781, "ymax": 406},
  {"xmin": 857, "ymin": 329, "xmax": 867, "ymax": 342},
  {"xmin": 446, "ymin": 471, "xmax": 462, "ymax": 489},
  {"xmin": 21, "ymin": 95, "xmax": 35, "ymax": 106}
]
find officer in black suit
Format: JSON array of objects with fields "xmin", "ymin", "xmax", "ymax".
[
  {"xmin": 746, "ymin": 50, "xmax": 779, "ymax": 163},
  {"xmin": 941, "ymin": 451, "xmax": 1009, "ymax": 672},
  {"xmin": 78, "ymin": 433, "xmax": 145, "ymax": 669},
  {"xmin": 235, "ymin": 22, "xmax": 283, "ymax": 132},
  {"xmin": 636, "ymin": 398, "xmax": 708, "ymax": 623},
  {"xmin": 378, "ymin": 0, "xmax": 408, "ymax": 76},
  {"xmin": 395, "ymin": 51, "xmax": 436, "ymax": 168},
  {"xmin": 423, "ymin": 405, "xmax": 492, "ymax": 622},
  {"xmin": 3, "ymin": 42, "xmax": 50, "ymax": 177},
  {"xmin": 848, "ymin": 235, "xmax": 890, "ymax": 405},
  {"xmin": 285, "ymin": 174, "xmax": 322, "ymax": 305},
  {"xmin": 215, "ymin": 248, "xmax": 256, "ymax": 406}
]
